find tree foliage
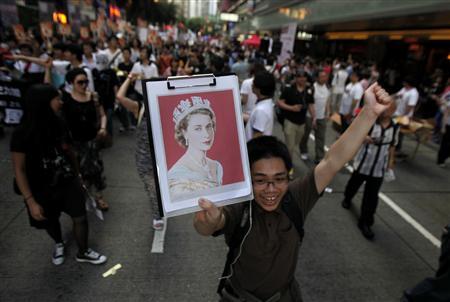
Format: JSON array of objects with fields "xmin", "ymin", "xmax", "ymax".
[
  {"xmin": 126, "ymin": 0, "xmax": 177, "ymax": 24},
  {"xmin": 185, "ymin": 17, "xmax": 206, "ymax": 33}
]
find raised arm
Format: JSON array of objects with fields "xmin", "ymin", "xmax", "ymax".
[
  {"xmin": 116, "ymin": 74, "xmax": 140, "ymax": 118},
  {"xmin": 314, "ymin": 83, "xmax": 391, "ymax": 193},
  {"xmin": 11, "ymin": 54, "xmax": 48, "ymax": 67}
]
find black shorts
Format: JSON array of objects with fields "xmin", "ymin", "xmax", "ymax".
[{"xmin": 26, "ymin": 178, "xmax": 86, "ymax": 229}]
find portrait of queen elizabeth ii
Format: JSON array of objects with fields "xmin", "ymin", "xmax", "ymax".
[{"xmin": 167, "ymin": 96, "xmax": 223, "ymax": 200}]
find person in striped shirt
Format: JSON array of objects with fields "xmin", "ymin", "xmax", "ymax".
[{"xmin": 341, "ymin": 101, "xmax": 399, "ymax": 239}]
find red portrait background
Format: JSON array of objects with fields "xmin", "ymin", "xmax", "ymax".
[{"xmin": 158, "ymin": 90, "xmax": 245, "ymax": 185}]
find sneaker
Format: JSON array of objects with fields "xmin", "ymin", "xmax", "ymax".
[
  {"xmin": 76, "ymin": 248, "xmax": 107, "ymax": 265},
  {"xmin": 52, "ymin": 243, "xmax": 65, "ymax": 266},
  {"xmin": 300, "ymin": 153, "xmax": 309, "ymax": 160},
  {"xmin": 119, "ymin": 126, "xmax": 125, "ymax": 133},
  {"xmin": 358, "ymin": 222, "xmax": 375, "ymax": 240},
  {"xmin": 153, "ymin": 219, "xmax": 164, "ymax": 231}
]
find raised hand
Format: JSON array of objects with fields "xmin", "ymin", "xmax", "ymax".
[
  {"xmin": 196, "ymin": 198, "xmax": 222, "ymax": 226},
  {"xmin": 363, "ymin": 83, "xmax": 393, "ymax": 117}
]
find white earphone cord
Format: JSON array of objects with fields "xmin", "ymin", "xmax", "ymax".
[{"xmin": 218, "ymin": 200, "xmax": 253, "ymax": 281}]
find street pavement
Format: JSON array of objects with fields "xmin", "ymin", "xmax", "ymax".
[{"xmin": 0, "ymin": 118, "xmax": 449, "ymax": 302}]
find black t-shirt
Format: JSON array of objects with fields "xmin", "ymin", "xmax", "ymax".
[
  {"xmin": 94, "ymin": 68, "xmax": 119, "ymax": 110},
  {"xmin": 10, "ymin": 123, "xmax": 75, "ymax": 192},
  {"xmin": 62, "ymin": 92, "xmax": 98, "ymax": 142},
  {"xmin": 279, "ymin": 85, "xmax": 314, "ymax": 125},
  {"xmin": 118, "ymin": 62, "xmax": 134, "ymax": 74}
]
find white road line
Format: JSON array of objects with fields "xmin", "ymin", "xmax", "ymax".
[
  {"xmin": 309, "ymin": 134, "xmax": 441, "ymax": 248},
  {"xmin": 151, "ymin": 217, "xmax": 168, "ymax": 253}
]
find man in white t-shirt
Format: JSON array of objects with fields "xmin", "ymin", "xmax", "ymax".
[
  {"xmin": 245, "ymin": 71, "xmax": 276, "ymax": 141},
  {"xmin": 240, "ymin": 63, "xmax": 265, "ymax": 123},
  {"xmin": 339, "ymin": 71, "xmax": 364, "ymax": 133},
  {"xmin": 130, "ymin": 47, "xmax": 159, "ymax": 96},
  {"xmin": 104, "ymin": 36, "xmax": 123, "ymax": 69},
  {"xmin": 394, "ymin": 77, "xmax": 419, "ymax": 155},
  {"xmin": 394, "ymin": 78, "xmax": 419, "ymax": 118},
  {"xmin": 300, "ymin": 71, "xmax": 331, "ymax": 162},
  {"xmin": 331, "ymin": 63, "xmax": 348, "ymax": 113}
]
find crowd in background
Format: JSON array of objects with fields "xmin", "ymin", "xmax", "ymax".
[{"xmin": 0, "ymin": 21, "xmax": 449, "ymax": 300}]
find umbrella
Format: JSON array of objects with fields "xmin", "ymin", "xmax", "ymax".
[{"xmin": 242, "ymin": 34, "xmax": 261, "ymax": 47}]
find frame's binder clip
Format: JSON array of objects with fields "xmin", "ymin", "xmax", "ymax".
[{"xmin": 166, "ymin": 74, "xmax": 217, "ymax": 90}]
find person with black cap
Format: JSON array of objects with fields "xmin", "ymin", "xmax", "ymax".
[{"xmin": 276, "ymin": 70, "xmax": 315, "ymax": 163}]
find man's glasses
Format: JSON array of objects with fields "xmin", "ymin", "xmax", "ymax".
[
  {"xmin": 252, "ymin": 176, "xmax": 289, "ymax": 188},
  {"xmin": 76, "ymin": 80, "xmax": 89, "ymax": 85}
]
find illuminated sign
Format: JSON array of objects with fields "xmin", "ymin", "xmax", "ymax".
[
  {"xmin": 53, "ymin": 12, "xmax": 67, "ymax": 24},
  {"xmin": 220, "ymin": 13, "xmax": 239, "ymax": 22}
]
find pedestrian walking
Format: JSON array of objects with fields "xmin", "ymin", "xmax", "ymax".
[
  {"xmin": 245, "ymin": 71, "xmax": 276, "ymax": 141},
  {"xmin": 341, "ymin": 101, "xmax": 399, "ymax": 239},
  {"xmin": 11, "ymin": 84, "xmax": 107, "ymax": 266},
  {"xmin": 299, "ymin": 70, "xmax": 331, "ymax": 163},
  {"xmin": 437, "ymin": 82, "xmax": 450, "ymax": 167},
  {"xmin": 115, "ymin": 73, "xmax": 164, "ymax": 230},
  {"xmin": 62, "ymin": 68, "xmax": 109, "ymax": 211},
  {"xmin": 339, "ymin": 71, "xmax": 364, "ymax": 133},
  {"xmin": 276, "ymin": 71, "xmax": 314, "ymax": 161}
]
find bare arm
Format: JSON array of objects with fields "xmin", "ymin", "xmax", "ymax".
[
  {"xmin": 276, "ymin": 99, "xmax": 302, "ymax": 112},
  {"xmin": 116, "ymin": 76, "xmax": 140, "ymax": 118},
  {"xmin": 43, "ymin": 59, "xmax": 53, "ymax": 85},
  {"xmin": 404, "ymin": 105, "xmax": 415, "ymax": 117},
  {"xmin": 241, "ymin": 93, "xmax": 248, "ymax": 106},
  {"xmin": 314, "ymin": 83, "xmax": 391, "ymax": 193},
  {"xmin": 442, "ymin": 106, "xmax": 450, "ymax": 133},
  {"xmin": 12, "ymin": 54, "xmax": 47, "ymax": 66},
  {"xmin": 11, "ymin": 152, "xmax": 46, "ymax": 221},
  {"xmin": 388, "ymin": 146, "xmax": 395, "ymax": 170},
  {"xmin": 252, "ymin": 130, "xmax": 263, "ymax": 139},
  {"xmin": 193, "ymin": 199, "xmax": 225, "ymax": 236}
]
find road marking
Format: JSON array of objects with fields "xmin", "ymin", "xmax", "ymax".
[
  {"xmin": 310, "ymin": 134, "xmax": 441, "ymax": 248},
  {"xmin": 151, "ymin": 217, "xmax": 168, "ymax": 253}
]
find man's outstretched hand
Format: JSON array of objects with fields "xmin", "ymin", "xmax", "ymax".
[{"xmin": 194, "ymin": 198, "xmax": 224, "ymax": 236}]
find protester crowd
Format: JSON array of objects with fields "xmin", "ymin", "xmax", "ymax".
[{"xmin": 0, "ymin": 22, "xmax": 449, "ymax": 302}]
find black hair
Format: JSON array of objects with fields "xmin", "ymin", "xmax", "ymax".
[
  {"xmin": 250, "ymin": 62, "xmax": 266, "ymax": 76},
  {"xmin": 122, "ymin": 47, "xmax": 131, "ymax": 54},
  {"xmin": 211, "ymin": 56, "xmax": 225, "ymax": 73},
  {"xmin": 108, "ymin": 35, "xmax": 118, "ymax": 42},
  {"xmin": 247, "ymin": 136, "xmax": 292, "ymax": 171},
  {"xmin": 253, "ymin": 71, "xmax": 276, "ymax": 98},
  {"xmin": 18, "ymin": 43, "xmax": 33, "ymax": 53},
  {"xmin": 66, "ymin": 67, "xmax": 87, "ymax": 84},
  {"xmin": 53, "ymin": 42, "xmax": 66, "ymax": 52},
  {"xmin": 66, "ymin": 44, "xmax": 83, "ymax": 62},
  {"xmin": 351, "ymin": 69, "xmax": 361, "ymax": 79},
  {"xmin": 404, "ymin": 76, "xmax": 417, "ymax": 87},
  {"xmin": 18, "ymin": 84, "xmax": 62, "ymax": 147},
  {"xmin": 82, "ymin": 41, "xmax": 96, "ymax": 51}
]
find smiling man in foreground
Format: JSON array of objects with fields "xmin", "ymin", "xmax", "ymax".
[{"xmin": 194, "ymin": 83, "xmax": 392, "ymax": 302}]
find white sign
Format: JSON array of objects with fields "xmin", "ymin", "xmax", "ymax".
[
  {"xmin": 278, "ymin": 23, "xmax": 297, "ymax": 64},
  {"xmin": 220, "ymin": 13, "xmax": 239, "ymax": 22}
]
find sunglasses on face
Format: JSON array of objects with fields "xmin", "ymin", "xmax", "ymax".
[{"xmin": 76, "ymin": 80, "xmax": 89, "ymax": 85}]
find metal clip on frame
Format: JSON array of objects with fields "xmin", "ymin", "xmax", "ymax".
[{"xmin": 166, "ymin": 74, "xmax": 217, "ymax": 90}]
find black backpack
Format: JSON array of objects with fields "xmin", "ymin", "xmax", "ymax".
[{"xmin": 217, "ymin": 191, "xmax": 305, "ymax": 294}]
